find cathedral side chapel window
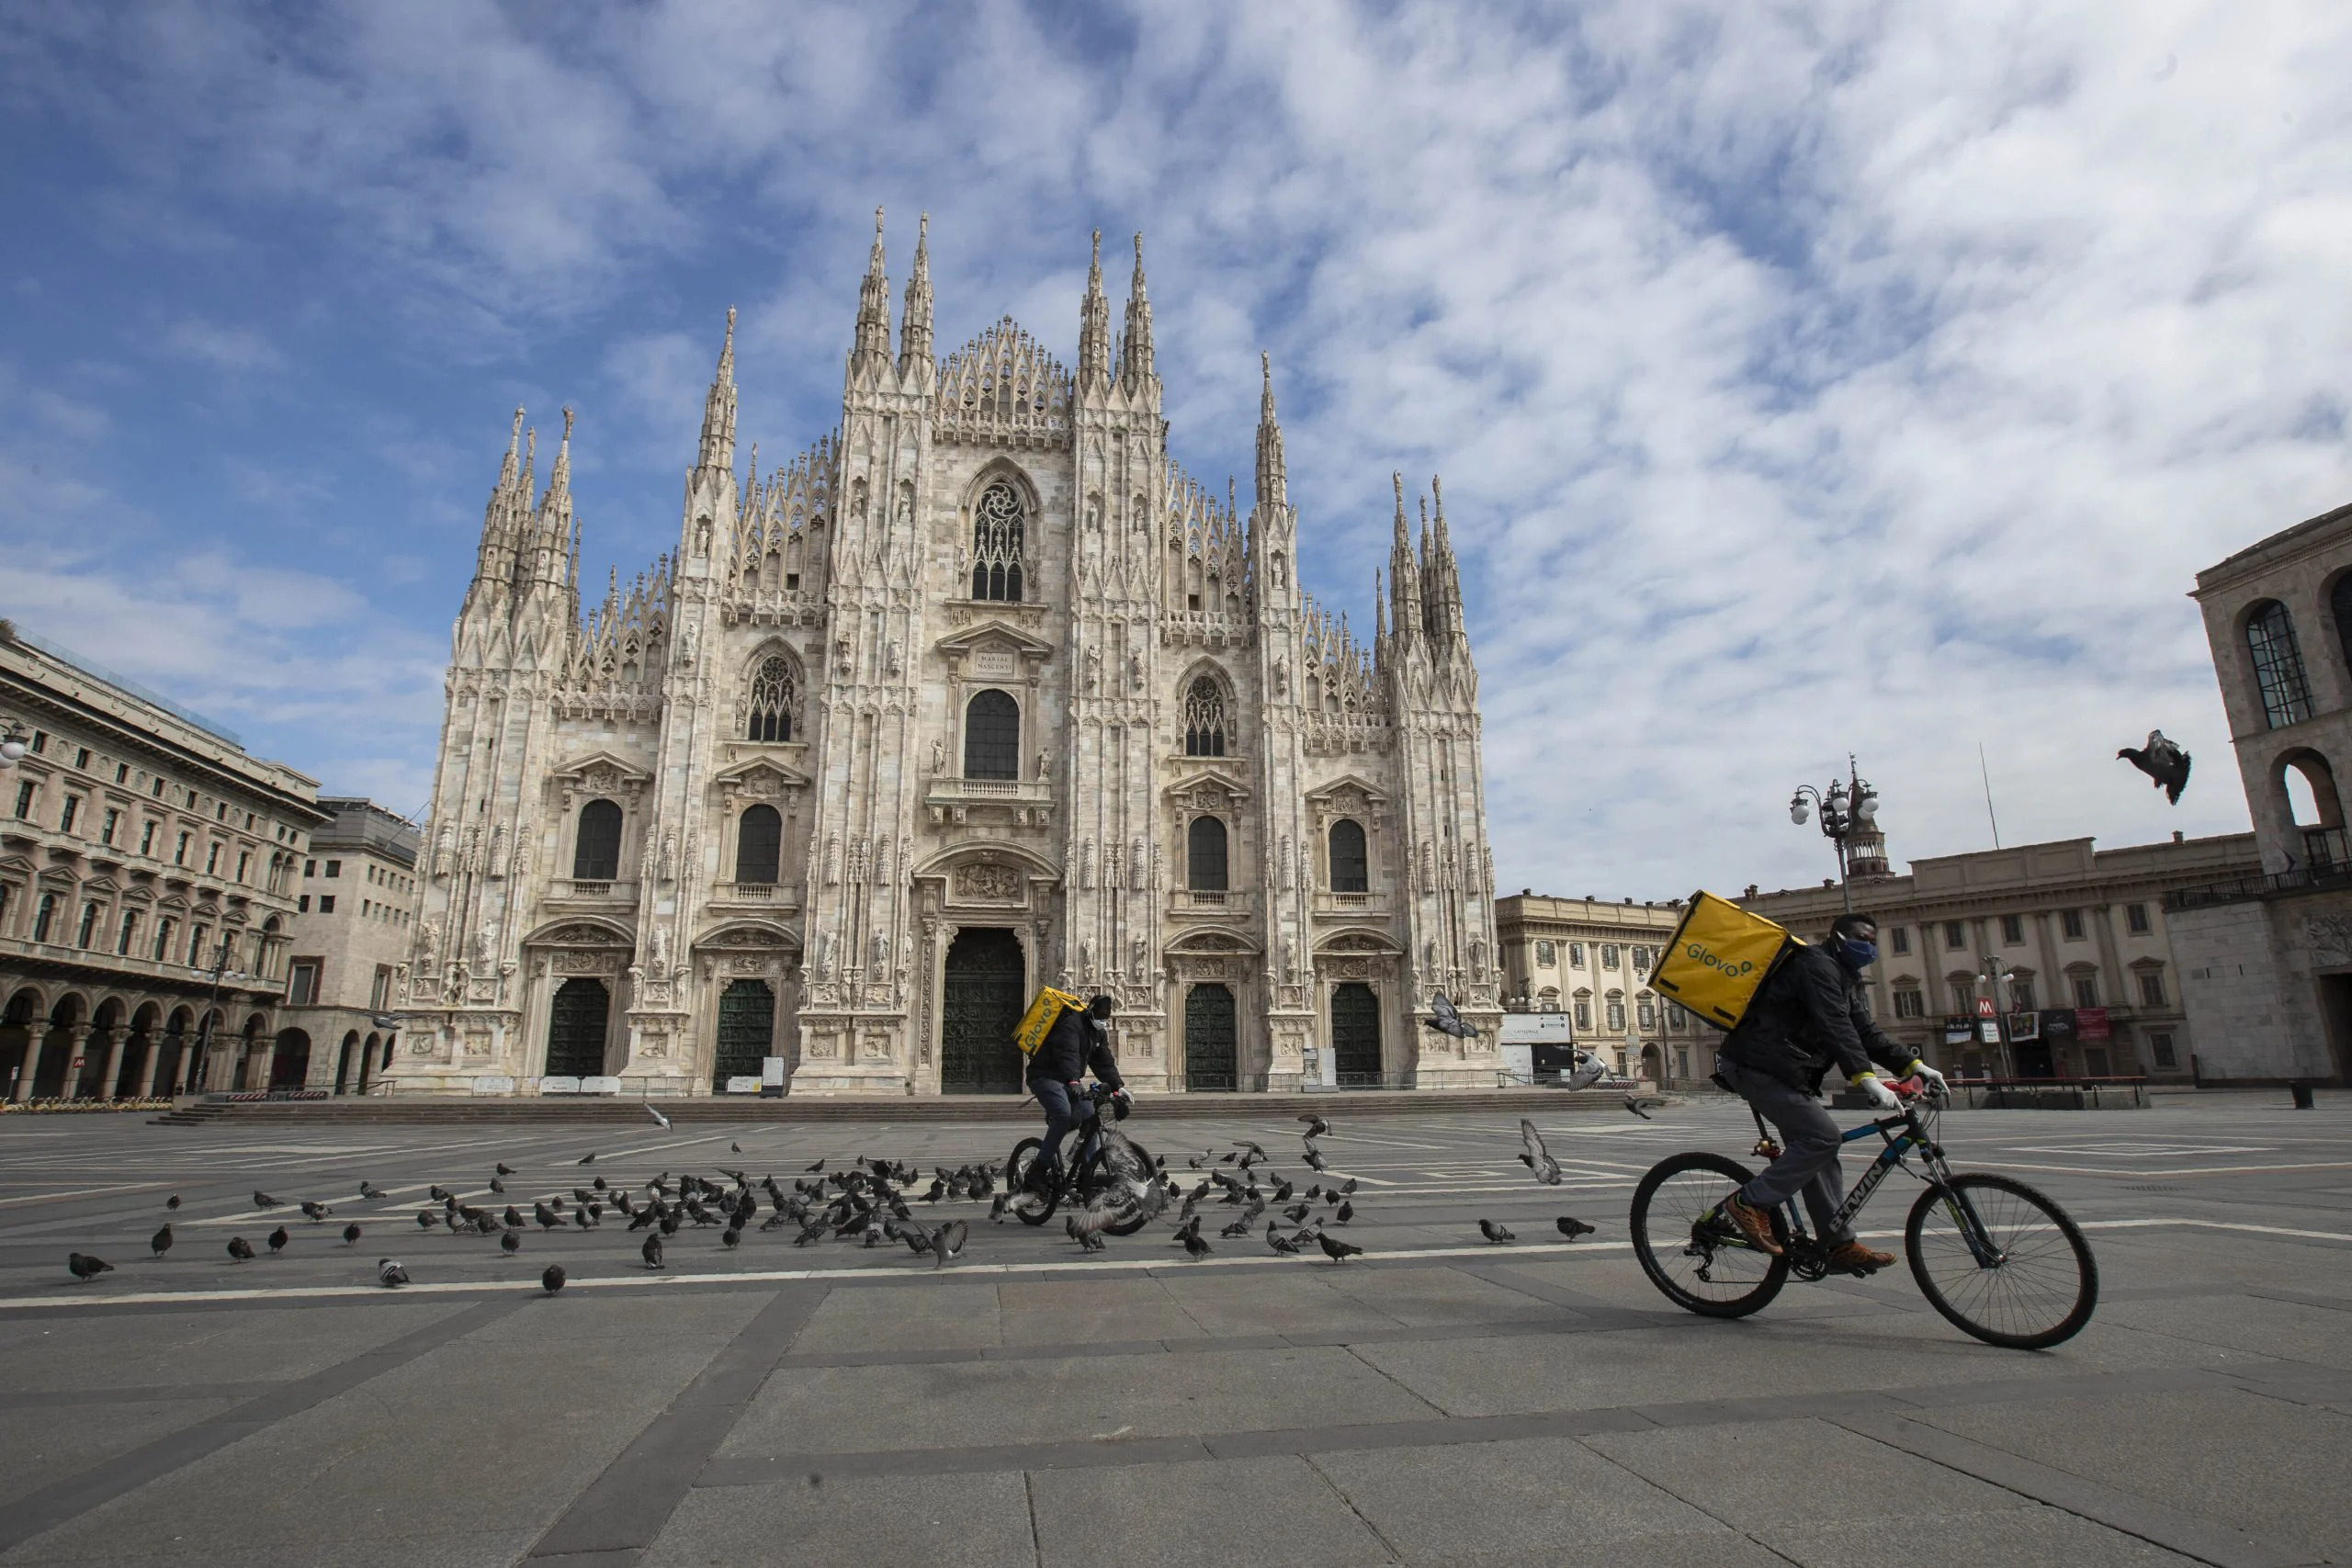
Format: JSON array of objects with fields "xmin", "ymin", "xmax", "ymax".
[
  {"xmin": 747, "ymin": 656, "xmax": 797, "ymax": 742},
  {"xmin": 1328, "ymin": 818, "xmax": 1368, "ymax": 893},
  {"xmin": 970, "ymin": 481, "xmax": 1025, "ymax": 603},
  {"xmin": 1182, "ymin": 677, "xmax": 1227, "ymax": 757},
  {"xmin": 573, "ymin": 800, "xmax": 623, "ymax": 883},
  {"xmin": 964, "ymin": 690, "xmax": 1022, "ymax": 781}
]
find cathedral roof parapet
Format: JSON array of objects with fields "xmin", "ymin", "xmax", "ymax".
[{"xmin": 934, "ymin": 319, "xmax": 1071, "ymax": 450}]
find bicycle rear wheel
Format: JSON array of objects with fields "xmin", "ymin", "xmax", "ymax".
[
  {"xmin": 1630, "ymin": 1152, "xmax": 1790, "ymax": 1318},
  {"xmin": 1905, "ymin": 1173, "xmax": 2098, "ymax": 1349},
  {"xmin": 1003, "ymin": 1138, "xmax": 1060, "ymax": 1226}
]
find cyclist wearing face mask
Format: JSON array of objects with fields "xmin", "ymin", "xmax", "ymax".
[
  {"xmin": 1027, "ymin": 994, "xmax": 1128, "ymax": 1190},
  {"xmin": 1714, "ymin": 912, "xmax": 1945, "ymax": 1270}
]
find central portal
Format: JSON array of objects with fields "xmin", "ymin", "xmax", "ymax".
[{"xmin": 941, "ymin": 927, "xmax": 1027, "ymax": 1094}]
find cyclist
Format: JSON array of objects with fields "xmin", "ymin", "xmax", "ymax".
[
  {"xmin": 1715, "ymin": 912, "xmax": 1945, "ymax": 1271},
  {"xmin": 1025, "ymin": 994, "xmax": 1129, "ymax": 1191}
]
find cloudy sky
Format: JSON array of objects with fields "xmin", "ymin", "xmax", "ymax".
[{"xmin": 4, "ymin": 2, "xmax": 2347, "ymax": 898}]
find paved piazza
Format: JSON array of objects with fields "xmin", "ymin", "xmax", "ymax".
[{"xmin": 1, "ymin": 1095, "xmax": 2348, "ymax": 1567}]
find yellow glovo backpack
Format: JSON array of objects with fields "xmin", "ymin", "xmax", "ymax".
[
  {"xmin": 1013, "ymin": 987, "xmax": 1086, "ymax": 1058},
  {"xmin": 1650, "ymin": 891, "xmax": 1804, "ymax": 1032}
]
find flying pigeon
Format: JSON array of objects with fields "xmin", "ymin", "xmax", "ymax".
[
  {"xmin": 1623, "ymin": 1096, "xmax": 1653, "ymax": 1122},
  {"xmin": 67, "ymin": 1252, "xmax": 113, "ymax": 1282},
  {"xmin": 542, "ymin": 1264, "xmax": 566, "ymax": 1294},
  {"xmin": 1423, "ymin": 991, "xmax": 1480, "ymax": 1040},
  {"xmin": 1298, "ymin": 1113, "xmax": 1331, "ymax": 1139},
  {"xmin": 644, "ymin": 1104, "xmax": 670, "ymax": 1130},
  {"xmin": 1519, "ymin": 1120, "xmax": 1561, "ymax": 1185},
  {"xmin": 1478, "ymin": 1219, "xmax": 1515, "ymax": 1245},
  {"xmin": 1565, "ymin": 1051, "xmax": 1607, "ymax": 1091},
  {"xmin": 151, "ymin": 1224, "xmax": 174, "ymax": 1258},
  {"xmin": 1302, "ymin": 1145, "xmax": 1329, "ymax": 1173},
  {"xmin": 377, "ymin": 1258, "xmax": 409, "ymax": 1288},
  {"xmin": 1556, "ymin": 1216, "xmax": 1596, "ymax": 1240},
  {"xmin": 2119, "ymin": 730, "xmax": 2191, "ymax": 805}
]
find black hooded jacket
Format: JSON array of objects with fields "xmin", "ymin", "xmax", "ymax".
[
  {"xmin": 1721, "ymin": 943, "xmax": 1915, "ymax": 1093},
  {"xmin": 1028, "ymin": 1004, "xmax": 1125, "ymax": 1090}
]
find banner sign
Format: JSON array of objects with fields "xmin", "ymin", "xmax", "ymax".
[
  {"xmin": 2007, "ymin": 1012, "xmax": 2041, "ymax": 1042},
  {"xmin": 2040, "ymin": 1010, "xmax": 2078, "ymax": 1040},
  {"xmin": 2075, "ymin": 1007, "xmax": 2111, "ymax": 1042},
  {"xmin": 725, "ymin": 1076, "xmax": 762, "ymax": 1095},
  {"xmin": 538, "ymin": 1077, "xmax": 581, "ymax": 1096}
]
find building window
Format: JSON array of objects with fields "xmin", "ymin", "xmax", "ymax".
[
  {"xmin": 1187, "ymin": 816, "xmax": 1229, "ymax": 892},
  {"xmin": 32, "ymin": 892, "xmax": 58, "ymax": 943},
  {"xmin": 152, "ymin": 777, "xmax": 164, "ymax": 797},
  {"xmin": 1600, "ymin": 944, "xmax": 1620, "ymax": 970},
  {"xmin": 153, "ymin": 917, "xmax": 175, "ymax": 962},
  {"xmin": 736, "ymin": 804, "xmax": 782, "ymax": 885},
  {"xmin": 1535, "ymin": 940, "xmax": 1555, "ymax": 967},
  {"xmin": 60, "ymin": 795, "xmax": 81, "ymax": 833},
  {"xmin": 116, "ymin": 909, "xmax": 140, "ymax": 955},
  {"xmin": 175, "ymin": 831, "xmax": 190, "ymax": 866},
  {"xmin": 371, "ymin": 966, "xmax": 393, "ymax": 1010},
  {"xmin": 1950, "ymin": 979, "xmax": 1976, "ymax": 1013},
  {"xmin": 2150, "ymin": 1031, "xmax": 2177, "ymax": 1069},
  {"xmin": 189, "ymin": 924, "xmax": 209, "ymax": 966},
  {"xmin": 206, "ymin": 843, "xmax": 220, "ymax": 875},
  {"xmin": 305, "ymin": 859, "xmax": 317, "ymax": 877},
  {"xmin": 1944, "ymin": 920, "xmax": 1965, "ymax": 950},
  {"xmin": 2126, "ymin": 902, "xmax": 2150, "ymax": 934},
  {"xmin": 100, "ymin": 807, "xmax": 120, "ymax": 846},
  {"xmin": 140, "ymin": 820, "xmax": 157, "ymax": 855},
  {"xmin": 571, "ymin": 801, "xmax": 623, "ymax": 882},
  {"xmin": 74, "ymin": 746, "xmax": 90, "ymax": 770},
  {"xmin": 115, "ymin": 761, "xmax": 129, "ymax": 784},
  {"xmin": 1888, "ymin": 926, "xmax": 1910, "ymax": 955},
  {"xmin": 12, "ymin": 780, "xmax": 33, "ymax": 819},
  {"xmin": 2138, "ymin": 969, "xmax": 2167, "ymax": 1007},
  {"xmin": 1633, "ymin": 946, "xmax": 1651, "ymax": 973},
  {"xmin": 1606, "ymin": 994, "xmax": 1626, "ymax": 1031},
  {"xmin": 288, "ymin": 960, "xmax": 320, "ymax": 1007},
  {"xmin": 298, "ymin": 895, "xmax": 310, "ymax": 912},
  {"xmin": 29, "ymin": 731, "xmax": 44, "ymax": 753},
  {"xmin": 1329, "ymin": 818, "xmax": 1368, "ymax": 892},
  {"xmin": 2072, "ymin": 972, "xmax": 2101, "ymax": 1009},
  {"xmin": 215, "ymin": 802, "xmax": 227, "ymax": 822},
  {"xmin": 969, "ymin": 480, "xmax": 1026, "ymax": 602},
  {"xmin": 318, "ymin": 896, "xmax": 336, "ymax": 914},
  {"xmin": 235, "ymin": 851, "xmax": 250, "ymax": 884},
  {"xmin": 962, "ymin": 690, "xmax": 1021, "ymax": 780},
  {"xmin": 1182, "ymin": 676, "xmax": 1227, "ymax": 757},
  {"xmin": 2061, "ymin": 908, "xmax": 2086, "ymax": 940},
  {"xmin": 1573, "ymin": 994, "xmax": 1591, "ymax": 1029},
  {"xmin": 2010, "ymin": 976, "xmax": 2038, "ymax": 1012},
  {"xmin": 1636, "ymin": 995, "xmax": 1657, "ymax": 1031},
  {"xmin": 2245, "ymin": 599, "xmax": 2316, "ymax": 728},
  {"xmin": 746, "ymin": 656, "xmax": 797, "ymax": 742},
  {"xmin": 1568, "ymin": 942, "xmax": 1584, "ymax": 967},
  {"xmin": 1893, "ymin": 988, "xmax": 1925, "ymax": 1019},
  {"xmin": 2000, "ymin": 914, "xmax": 2024, "ymax": 945},
  {"xmin": 75, "ymin": 901, "xmax": 100, "ymax": 948},
  {"xmin": 324, "ymin": 859, "xmax": 341, "ymax": 878},
  {"xmin": 1537, "ymin": 987, "xmax": 1560, "ymax": 1012}
]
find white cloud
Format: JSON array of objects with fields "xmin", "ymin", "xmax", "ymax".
[{"xmin": 161, "ymin": 319, "xmax": 285, "ymax": 373}]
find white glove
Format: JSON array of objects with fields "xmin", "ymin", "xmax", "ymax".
[
  {"xmin": 1851, "ymin": 1072, "xmax": 1902, "ymax": 1111},
  {"xmin": 1908, "ymin": 1061, "xmax": 1948, "ymax": 1095}
]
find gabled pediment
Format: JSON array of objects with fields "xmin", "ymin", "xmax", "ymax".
[
  {"xmin": 933, "ymin": 622, "xmax": 1057, "ymax": 660},
  {"xmin": 551, "ymin": 750, "xmax": 654, "ymax": 784},
  {"xmin": 1305, "ymin": 773, "xmax": 1390, "ymax": 809},
  {"xmin": 1162, "ymin": 771, "xmax": 1252, "ymax": 807},
  {"xmin": 710, "ymin": 756, "xmax": 814, "ymax": 794},
  {"xmin": 1166, "ymin": 926, "xmax": 1262, "ymax": 955}
]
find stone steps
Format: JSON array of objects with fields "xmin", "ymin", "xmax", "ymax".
[{"xmin": 142, "ymin": 1088, "xmax": 1668, "ymax": 1125}]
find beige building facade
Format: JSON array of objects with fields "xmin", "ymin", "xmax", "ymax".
[
  {"xmin": 279, "ymin": 798, "xmax": 420, "ymax": 1093},
  {"xmin": 393, "ymin": 218, "xmax": 1503, "ymax": 1097},
  {"xmin": 0, "ymin": 624, "xmax": 324, "ymax": 1100},
  {"xmin": 1494, "ymin": 895, "xmax": 1702, "ymax": 1085}
]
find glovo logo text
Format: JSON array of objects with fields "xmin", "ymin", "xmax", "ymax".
[{"xmin": 1684, "ymin": 942, "xmax": 1757, "ymax": 978}]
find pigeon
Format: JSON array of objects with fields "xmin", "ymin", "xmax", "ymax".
[
  {"xmin": 504, "ymin": 1205, "xmax": 525, "ymax": 1228},
  {"xmin": 300, "ymin": 1201, "xmax": 331, "ymax": 1223},
  {"xmin": 1267, "ymin": 1224, "xmax": 1302, "ymax": 1255},
  {"xmin": 489, "ymin": 1178, "xmax": 506, "ymax": 1195},
  {"xmin": 267, "ymin": 1226, "xmax": 289, "ymax": 1255},
  {"xmin": 227, "ymin": 1236, "xmax": 254, "ymax": 1262},
  {"xmin": 377, "ymin": 1258, "xmax": 409, "ymax": 1287},
  {"xmin": 721, "ymin": 1227, "xmax": 741, "ymax": 1250},
  {"xmin": 1478, "ymin": 1219, "xmax": 1515, "ymax": 1245},
  {"xmin": 253, "ymin": 1190, "xmax": 280, "ymax": 1209},
  {"xmin": 1317, "ymin": 1232, "xmax": 1364, "ymax": 1263},
  {"xmin": 1623, "ymin": 1096, "xmax": 1652, "ymax": 1122},
  {"xmin": 358, "ymin": 1180, "xmax": 384, "ymax": 1200},
  {"xmin": 1519, "ymin": 1120, "xmax": 1561, "ymax": 1185},
  {"xmin": 542, "ymin": 1264, "xmax": 567, "ymax": 1294},
  {"xmin": 1565, "ymin": 1050, "xmax": 1607, "ymax": 1091},
  {"xmin": 1182, "ymin": 1232, "xmax": 1213, "ymax": 1261},
  {"xmin": 151, "ymin": 1224, "xmax": 174, "ymax": 1258},
  {"xmin": 67, "ymin": 1252, "xmax": 113, "ymax": 1282},
  {"xmin": 344, "ymin": 1223, "xmax": 364, "ymax": 1246},
  {"xmin": 1220, "ymin": 1216, "xmax": 1254, "ymax": 1239},
  {"xmin": 578, "ymin": 1153, "xmax": 597, "ymax": 1166},
  {"xmin": 2119, "ymin": 730, "xmax": 2191, "ymax": 805},
  {"xmin": 501, "ymin": 1230, "xmax": 521, "ymax": 1255},
  {"xmin": 1334, "ymin": 1201, "xmax": 1354, "ymax": 1224},
  {"xmin": 731, "ymin": 1142, "xmax": 742, "ymax": 1154},
  {"xmin": 1556, "ymin": 1216, "xmax": 1596, "ymax": 1240},
  {"xmin": 1302, "ymin": 1145, "xmax": 1329, "ymax": 1173},
  {"xmin": 644, "ymin": 1104, "xmax": 670, "ymax": 1130},
  {"xmin": 930, "ymin": 1220, "xmax": 967, "ymax": 1269},
  {"xmin": 1423, "ymin": 991, "xmax": 1480, "ymax": 1040},
  {"xmin": 429, "ymin": 1186, "xmax": 453, "ymax": 1202},
  {"xmin": 1298, "ymin": 1113, "xmax": 1332, "ymax": 1139},
  {"xmin": 165, "ymin": 1194, "xmax": 181, "ymax": 1210},
  {"xmin": 1283, "ymin": 1201, "xmax": 1313, "ymax": 1224},
  {"xmin": 593, "ymin": 1176, "xmax": 608, "ymax": 1190},
  {"xmin": 804, "ymin": 1158, "xmax": 826, "ymax": 1172},
  {"xmin": 496, "ymin": 1163, "xmax": 515, "ymax": 1176},
  {"xmin": 415, "ymin": 1211, "xmax": 436, "ymax": 1230},
  {"xmin": 1338, "ymin": 1178, "xmax": 1358, "ymax": 1196},
  {"xmin": 641, "ymin": 1235, "xmax": 664, "ymax": 1269}
]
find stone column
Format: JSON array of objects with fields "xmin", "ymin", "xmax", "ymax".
[
  {"xmin": 62, "ymin": 1024, "xmax": 93, "ymax": 1098},
  {"xmin": 8, "ymin": 1031, "xmax": 40, "ymax": 1102},
  {"xmin": 98, "ymin": 1027, "xmax": 130, "ymax": 1100},
  {"xmin": 136, "ymin": 1033, "xmax": 163, "ymax": 1097}
]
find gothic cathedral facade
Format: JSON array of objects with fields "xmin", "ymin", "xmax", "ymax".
[{"xmin": 394, "ymin": 216, "xmax": 1501, "ymax": 1095}]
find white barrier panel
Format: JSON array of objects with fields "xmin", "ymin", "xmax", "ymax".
[
  {"xmin": 471, "ymin": 1076, "xmax": 517, "ymax": 1097},
  {"xmin": 538, "ymin": 1077, "xmax": 582, "ymax": 1096},
  {"xmin": 580, "ymin": 1076, "xmax": 623, "ymax": 1096},
  {"xmin": 761, "ymin": 1056, "xmax": 786, "ymax": 1088},
  {"xmin": 725, "ymin": 1076, "xmax": 762, "ymax": 1095}
]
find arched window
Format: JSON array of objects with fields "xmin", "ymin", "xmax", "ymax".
[
  {"xmin": 963, "ymin": 690, "xmax": 1021, "ymax": 780},
  {"xmin": 1187, "ymin": 817, "xmax": 1228, "ymax": 891},
  {"xmin": 2333, "ymin": 573, "xmax": 2352, "ymax": 682},
  {"xmin": 2246, "ymin": 600, "xmax": 2315, "ymax": 728},
  {"xmin": 1329, "ymin": 818, "xmax": 1368, "ymax": 893},
  {"xmin": 970, "ymin": 481, "xmax": 1025, "ymax": 603},
  {"xmin": 1182, "ymin": 677, "xmax": 1227, "ymax": 757},
  {"xmin": 32, "ymin": 892, "xmax": 57, "ymax": 944},
  {"xmin": 572, "ymin": 800, "xmax": 623, "ymax": 882},
  {"xmin": 736, "ymin": 805, "xmax": 782, "ymax": 885},
  {"xmin": 746, "ymin": 657, "xmax": 796, "ymax": 742}
]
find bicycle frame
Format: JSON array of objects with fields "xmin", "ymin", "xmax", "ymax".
[{"xmin": 1753, "ymin": 1100, "xmax": 2005, "ymax": 1269}]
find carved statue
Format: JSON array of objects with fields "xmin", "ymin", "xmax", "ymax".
[
  {"xmin": 658, "ymin": 828, "xmax": 677, "ymax": 883},
  {"xmin": 650, "ymin": 926, "xmax": 669, "ymax": 973},
  {"xmin": 1035, "ymin": 748, "xmax": 1051, "ymax": 784},
  {"xmin": 1129, "ymin": 934, "xmax": 1147, "ymax": 975},
  {"xmin": 678, "ymin": 618, "xmax": 699, "ymax": 666},
  {"xmin": 1084, "ymin": 646, "xmax": 1102, "ymax": 692},
  {"xmin": 415, "ymin": 919, "xmax": 438, "ymax": 956},
  {"xmin": 1128, "ymin": 651, "xmax": 1144, "ymax": 692},
  {"xmin": 886, "ymin": 638, "xmax": 903, "ymax": 677},
  {"xmin": 1278, "ymin": 834, "xmax": 1294, "ymax": 891},
  {"xmin": 1078, "ymin": 937, "xmax": 1092, "ymax": 974},
  {"xmin": 873, "ymin": 837, "xmax": 891, "ymax": 886},
  {"xmin": 930, "ymin": 738, "xmax": 946, "ymax": 776},
  {"xmin": 870, "ymin": 929, "xmax": 890, "ymax": 968},
  {"xmin": 1272, "ymin": 655, "xmax": 1288, "ymax": 698},
  {"xmin": 811, "ymin": 931, "xmax": 832, "ymax": 980},
  {"xmin": 824, "ymin": 833, "xmax": 841, "ymax": 886},
  {"xmin": 1130, "ymin": 836, "xmax": 1148, "ymax": 889},
  {"xmin": 472, "ymin": 922, "xmax": 495, "ymax": 971},
  {"xmin": 432, "ymin": 823, "xmax": 453, "ymax": 879},
  {"xmin": 461, "ymin": 824, "xmax": 482, "ymax": 874}
]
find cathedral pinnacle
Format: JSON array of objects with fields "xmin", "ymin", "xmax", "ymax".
[
  {"xmin": 899, "ymin": 211, "xmax": 933, "ymax": 377},
  {"xmin": 1077, "ymin": 229, "xmax": 1110, "ymax": 389},
  {"xmin": 1254, "ymin": 352, "xmax": 1287, "ymax": 512},
  {"xmin": 696, "ymin": 309, "xmax": 738, "ymax": 473},
  {"xmin": 1118, "ymin": 231, "xmax": 1154, "ymax": 391},
  {"xmin": 1388, "ymin": 472, "xmax": 1423, "ymax": 646},
  {"xmin": 853, "ymin": 207, "xmax": 892, "ymax": 373}
]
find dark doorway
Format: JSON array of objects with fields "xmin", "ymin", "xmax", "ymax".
[
  {"xmin": 2319, "ymin": 974, "xmax": 2352, "ymax": 1086},
  {"xmin": 334, "ymin": 1032, "xmax": 357, "ymax": 1095},
  {"xmin": 713, "ymin": 979, "xmax": 775, "ymax": 1091},
  {"xmin": 1184, "ymin": 983, "xmax": 1237, "ymax": 1090},
  {"xmin": 270, "ymin": 1030, "xmax": 311, "ymax": 1090},
  {"xmin": 545, "ymin": 978, "xmax": 611, "ymax": 1077},
  {"xmin": 1332, "ymin": 982, "xmax": 1382, "ymax": 1084},
  {"xmin": 2013, "ymin": 1041, "xmax": 2055, "ymax": 1078},
  {"xmin": 941, "ymin": 927, "xmax": 1026, "ymax": 1093}
]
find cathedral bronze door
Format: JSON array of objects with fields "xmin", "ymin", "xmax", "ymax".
[
  {"xmin": 545, "ymin": 978, "xmax": 610, "ymax": 1077},
  {"xmin": 712, "ymin": 979, "xmax": 775, "ymax": 1092},
  {"xmin": 1331, "ymin": 982, "xmax": 1382, "ymax": 1085},
  {"xmin": 1184, "ymin": 983, "xmax": 1237, "ymax": 1091},
  {"xmin": 941, "ymin": 928, "xmax": 1025, "ymax": 1094}
]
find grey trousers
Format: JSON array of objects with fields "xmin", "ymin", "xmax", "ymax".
[{"xmin": 1719, "ymin": 1057, "xmax": 1854, "ymax": 1244}]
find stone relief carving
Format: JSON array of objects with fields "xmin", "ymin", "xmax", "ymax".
[
  {"xmin": 2309, "ymin": 913, "xmax": 2352, "ymax": 963},
  {"xmin": 953, "ymin": 863, "xmax": 1023, "ymax": 901}
]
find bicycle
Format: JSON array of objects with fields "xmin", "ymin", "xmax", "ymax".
[
  {"xmin": 1002, "ymin": 1082, "xmax": 1159, "ymax": 1235},
  {"xmin": 1629, "ymin": 1077, "xmax": 2098, "ymax": 1348}
]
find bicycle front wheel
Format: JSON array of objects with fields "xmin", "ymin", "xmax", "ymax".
[
  {"xmin": 1905, "ymin": 1174, "xmax": 2098, "ymax": 1349},
  {"xmin": 1003, "ymin": 1138, "xmax": 1060, "ymax": 1226},
  {"xmin": 1630, "ymin": 1152, "xmax": 1790, "ymax": 1319}
]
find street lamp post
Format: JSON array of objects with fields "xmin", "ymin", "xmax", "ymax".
[
  {"xmin": 188, "ymin": 940, "xmax": 246, "ymax": 1095},
  {"xmin": 1975, "ymin": 953, "xmax": 2019, "ymax": 1080},
  {"xmin": 0, "ymin": 717, "xmax": 30, "ymax": 767},
  {"xmin": 1788, "ymin": 756, "xmax": 1881, "ymax": 914}
]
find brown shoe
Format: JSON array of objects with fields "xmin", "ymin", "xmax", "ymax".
[
  {"xmin": 1826, "ymin": 1240, "xmax": 1895, "ymax": 1273},
  {"xmin": 1719, "ymin": 1195, "xmax": 1783, "ymax": 1256}
]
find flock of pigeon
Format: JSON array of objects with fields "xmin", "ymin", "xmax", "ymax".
[{"xmin": 62, "ymin": 1112, "xmax": 1618, "ymax": 1292}]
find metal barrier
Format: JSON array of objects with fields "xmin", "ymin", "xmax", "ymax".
[{"xmin": 1956, "ymin": 1077, "xmax": 2148, "ymax": 1110}]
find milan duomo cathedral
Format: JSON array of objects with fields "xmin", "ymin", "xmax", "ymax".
[{"xmin": 392, "ymin": 214, "xmax": 1502, "ymax": 1096}]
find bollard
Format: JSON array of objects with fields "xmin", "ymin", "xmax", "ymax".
[{"xmin": 2291, "ymin": 1081, "xmax": 2315, "ymax": 1111}]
